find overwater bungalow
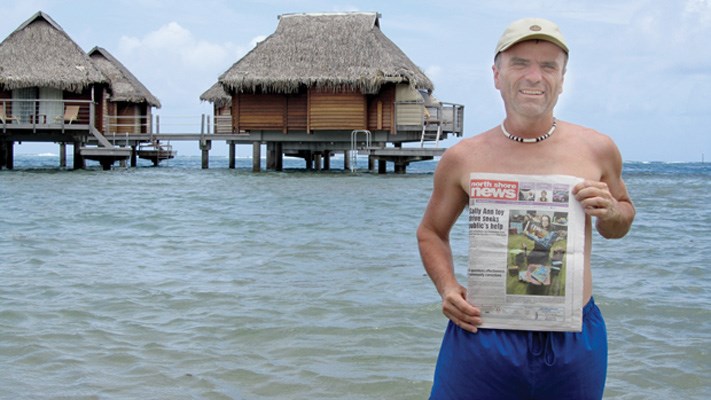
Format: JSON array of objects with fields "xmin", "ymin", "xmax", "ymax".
[
  {"xmin": 200, "ymin": 82, "xmax": 232, "ymax": 133},
  {"xmin": 204, "ymin": 12, "xmax": 464, "ymax": 172},
  {"xmin": 88, "ymin": 46, "xmax": 161, "ymax": 135},
  {"xmin": 88, "ymin": 47, "xmax": 172, "ymax": 165},
  {"xmin": 0, "ymin": 11, "xmax": 136, "ymax": 170}
]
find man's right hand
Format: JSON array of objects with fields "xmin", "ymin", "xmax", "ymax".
[{"xmin": 441, "ymin": 284, "xmax": 482, "ymax": 333}]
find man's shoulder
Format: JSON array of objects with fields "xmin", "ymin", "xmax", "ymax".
[
  {"xmin": 434, "ymin": 129, "xmax": 498, "ymax": 185},
  {"xmin": 560, "ymin": 120, "xmax": 622, "ymax": 169},
  {"xmin": 561, "ymin": 121, "xmax": 618, "ymax": 150},
  {"xmin": 444, "ymin": 128, "xmax": 498, "ymax": 155},
  {"xmin": 563, "ymin": 121, "xmax": 610, "ymax": 140}
]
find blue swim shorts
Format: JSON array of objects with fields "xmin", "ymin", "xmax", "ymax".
[{"xmin": 429, "ymin": 298, "xmax": 607, "ymax": 400}]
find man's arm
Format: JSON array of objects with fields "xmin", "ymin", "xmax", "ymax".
[
  {"xmin": 573, "ymin": 136, "xmax": 635, "ymax": 239},
  {"xmin": 417, "ymin": 149, "xmax": 482, "ymax": 332}
]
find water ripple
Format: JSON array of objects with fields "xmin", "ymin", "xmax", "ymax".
[{"xmin": 1, "ymin": 159, "xmax": 709, "ymax": 399}]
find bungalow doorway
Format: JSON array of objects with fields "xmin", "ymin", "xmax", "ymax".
[{"xmin": 39, "ymin": 87, "xmax": 63, "ymax": 123}]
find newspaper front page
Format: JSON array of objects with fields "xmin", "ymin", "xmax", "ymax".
[{"xmin": 467, "ymin": 173, "xmax": 585, "ymax": 332}]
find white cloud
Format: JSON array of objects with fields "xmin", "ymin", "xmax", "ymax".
[
  {"xmin": 118, "ymin": 36, "xmax": 142, "ymax": 53},
  {"xmin": 425, "ymin": 65, "xmax": 442, "ymax": 83},
  {"xmin": 118, "ymin": 22, "xmax": 242, "ymax": 72},
  {"xmin": 109, "ymin": 21, "xmax": 260, "ymax": 133},
  {"xmin": 684, "ymin": 0, "xmax": 711, "ymax": 22},
  {"xmin": 250, "ymin": 35, "xmax": 267, "ymax": 48}
]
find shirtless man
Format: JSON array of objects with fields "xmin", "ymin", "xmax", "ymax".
[{"xmin": 417, "ymin": 18, "xmax": 635, "ymax": 399}]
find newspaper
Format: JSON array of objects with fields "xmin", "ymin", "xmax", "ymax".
[{"xmin": 467, "ymin": 173, "xmax": 585, "ymax": 332}]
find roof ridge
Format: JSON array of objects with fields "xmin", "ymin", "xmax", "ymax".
[
  {"xmin": 278, "ymin": 11, "xmax": 380, "ymax": 19},
  {"xmin": 15, "ymin": 10, "xmax": 64, "ymax": 33}
]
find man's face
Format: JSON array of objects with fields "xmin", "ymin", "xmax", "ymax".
[{"xmin": 493, "ymin": 40, "xmax": 567, "ymax": 119}]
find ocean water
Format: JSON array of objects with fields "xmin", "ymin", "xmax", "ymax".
[{"xmin": 0, "ymin": 155, "xmax": 709, "ymax": 400}]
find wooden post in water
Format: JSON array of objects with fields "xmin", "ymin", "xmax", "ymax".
[
  {"xmin": 314, "ymin": 153, "xmax": 322, "ymax": 171},
  {"xmin": 59, "ymin": 143, "xmax": 66, "ymax": 168},
  {"xmin": 266, "ymin": 142, "xmax": 275, "ymax": 170},
  {"xmin": 265, "ymin": 142, "xmax": 284, "ymax": 171},
  {"xmin": 130, "ymin": 145, "xmax": 137, "ymax": 167},
  {"xmin": 200, "ymin": 114, "xmax": 210, "ymax": 169},
  {"xmin": 378, "ymin": 159, "xmax": 387, "ymax": 174},
  {"xmin": 305, "ymin": 152, "xmax": 313, "ymax": 170},
  {"xmin": 274, "ymin": 142, "xmax": 283, "ymax": 171},
  {"xmin": 229, "ymin": 142, "xmax": 236, "ymax": 169},
  {"xmin": 201, "ymin": 141, "xmax": 210, "ymax": 169},
  {"xmin": 252, "ymin": 142, "xmax": 261, "ymax": 172},
  {"xmin": 4, "ymin": 141, "xmax": 13, "ymax": 170},
  {"xmin": 73, "ymin": 142, "xmax": 84, "ymax": 170},
  {"xmin": 394, "ymin": 160, "xmax": 407, "ymax": 174}
]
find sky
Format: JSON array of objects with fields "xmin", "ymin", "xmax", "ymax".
[{"xmin": 1, "ymin": 0, "xmax": 709, "ymax": 162}]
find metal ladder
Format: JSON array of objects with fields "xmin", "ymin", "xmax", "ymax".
[
  {"xmin": 419, "ymin": 104, "xmax": 445, "ymax": 148},
  {"xmin": 350, "ymin": 130, "xmax": 371, "ymax": 172},
  {"xmin": 420, "ymin": 121, "xmax": 443, "ymax": 148}
]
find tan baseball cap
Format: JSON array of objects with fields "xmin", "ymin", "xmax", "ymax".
[{"xmin": 495, "ymin": 18, "xmax": 569, "ymax": 55}]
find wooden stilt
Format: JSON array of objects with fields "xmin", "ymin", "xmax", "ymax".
[
  {"xmin": 305, "ymin": 152, "xmax": 313, "ymax": 170},
  {"xmin": 275, "ymin": 142, "xmax": 283, "ymax": 171},
  {"xmin": 73, "ymin": 142, "xmax": 84, "ymax": 170},
  {"xmin": 229, "ymin": 142, "xmax": 236, "ymax": 169},
  {"xmin": 394, "ymin": 161, "xmax": 407, "ymax": 174},
  {"xmin": 0, "ymin": 141, "xmax": 5, "ymax": 169},
  {"xmin": 252, "ymin": 142, "xmax": 261, "ymax": 172},
  {"xmin": 130, "ymin": 145, "xmax": 137, "ymax": 167},
  {"xmin": 59, "ymin": 143, "xmax": 67, "ymax": 168},
  {"xmin": 200, "ymin": 140, "xmax": 211, "ymax": 169},
  {"xmin": 1, "ymin": 141, "xmax": 13, "ymax": 170},
  {"xmin": 323, "ymin": 151, "xmax": 330, "ymax": 170},
  {"xmin": 7, "ymin": 141, "xmax": 12, "ymax": 170},
  {"xmin": 266, "ymin": 142, "xmax": 275, "ymax": 170},
  {"xmin": 315, "ymin": 153, "xmax": 322, "ymax": 171}
]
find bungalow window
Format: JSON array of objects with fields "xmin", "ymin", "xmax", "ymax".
[{"xmin": 12, "ymin": 87, "xmax": 37, "ymax": 123}]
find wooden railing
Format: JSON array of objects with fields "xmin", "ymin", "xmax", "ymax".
[
  {"xmin": 394, "ymin": 100, "xmax": 465, "ymax": 136},
  {"xmin": 0, "ymin": 99, "xmax": 95, "ymax": 133},
  {"xmin": 103, "ymin": 114, "xmax": 152, "ymax": 135}
]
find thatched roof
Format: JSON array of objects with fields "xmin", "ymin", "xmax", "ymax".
[
  {"xmin": 89, "ymin": 46, "xmax": 161, "ymax": 108},
  {"xmin": 219, "ymin": 12, "xmax": 434, "ymax": 95},
  {"xmin": 199, "ymin": 81, "xmax": 231, "ymax": 107},
  {"xmin": 0, "ymin": 11, "xmax": 105, "ymax": 92}
]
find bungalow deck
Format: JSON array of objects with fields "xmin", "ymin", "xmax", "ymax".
[{"xmin": 1, "ymin": 99, "xmax": 461, "ymax": 173}]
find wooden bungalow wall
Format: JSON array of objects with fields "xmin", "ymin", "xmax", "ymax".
[
  {"xmin": 108, "ymin": 102, "xmax": 150, "ymax": 134},
  {"xmin": 367, "ymin": 85, "xmax": 394, "ymax": 132},
  {"xmin": 0, "ymin": 90, "xmax": 12, "ymax": 117},
  {"xmin": 68, "ymin": 90, "xmax": 93, "ymax": 125},
  {"xmin": 230, "ymin": 84, "xmax": 396, "ymax": 134},
  {"xmin": 309, "ymin": 90, "xmax": 365, "ymax": 131},
  {"xmin": 287, "ymin": 95, "xmax": 307, "ymax": 131},
  {"xmin": 236, "ymin": 94, "xmax": 287, "ymax": 131}
]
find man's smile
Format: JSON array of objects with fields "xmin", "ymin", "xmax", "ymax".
[{"xmin": 520, "ymin": 89, "xmax": 544, "ymax": 95}]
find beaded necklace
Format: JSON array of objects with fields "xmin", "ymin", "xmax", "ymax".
[{"xmin": 500, "ymin": 118, "xmax": 557, "ymax": 143}]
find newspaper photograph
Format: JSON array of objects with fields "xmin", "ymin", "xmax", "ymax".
[{"xmin": 467, "ymin": 173, "xmax": 585, "ymax": 332}]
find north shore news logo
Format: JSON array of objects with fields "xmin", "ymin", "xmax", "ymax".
[{"xmin": 470, "ymin": 179, "xmax": 519, "ymax": 200}]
